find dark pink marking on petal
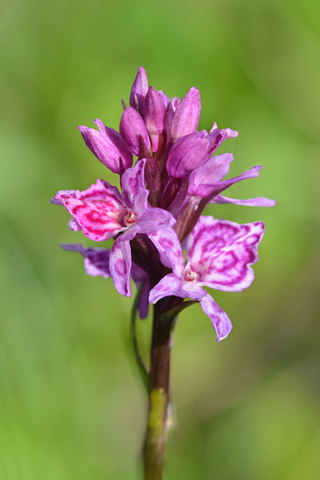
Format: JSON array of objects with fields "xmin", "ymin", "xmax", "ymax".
[{"xmin": 186, "ymin": 216, "xmax": 264, "ymax": 292}]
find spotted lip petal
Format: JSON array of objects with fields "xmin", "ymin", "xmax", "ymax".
[
  {"xmin": 149, "ymin": 215, "xmax": 265, "ymax": 341},
  {"xmin": 186, "ymin": 216, "xmax": 265, "ymax": 292},
  {"xmin": 55, "ymin": 180, "xmax": 129, "ymax": 242}
]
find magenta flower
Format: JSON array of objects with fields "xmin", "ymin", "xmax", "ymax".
[
  {"xmin": 54, "ymin": 159, "xmax": 175, "ymax": 296},
  {"xmin": 54, "ymin": 66, "xmax": 275, "ymax": 478},
  {"xmin": 149, "ymin": 216, "xmax": 265, "ymax": 341}
]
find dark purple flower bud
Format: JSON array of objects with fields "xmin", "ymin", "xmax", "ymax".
[
  {"xmin": 171, "ymin": 87, "xmax": 201, "ymax": 143},
  {"xmin": 166, "ymin": 131, "xmax": 209, "ymax": 178},
  {"xmin": 144, "ymin": 86, "xmax": 166, "ymax": 152},
  {"xmin": 79, "ymin": 121, "xmax": 133, "ymax": 174},
  {"xmin": 119, "ymin": 107, "xmax": 151, "ymax": 156},
  {"xmin": 129, "ymin": 66, "xmax": 148, "ymax": 115}
]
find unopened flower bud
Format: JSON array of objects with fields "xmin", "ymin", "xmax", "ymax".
[
  {"xmin": 119, "ymin": 107, "xmax": 151, "ymax": 156},
  {"xmin": 79, "ymin": 121, "xmax": 133, "ymax": 174},
  {"xmin": 129, "ymin": 66, "xmax": 148, "ymax": 115},
  {"xmin": 171, "ymin": 87, "xmax": 201, "ymax": 143},
  {"xmin": 144, "ymin": 86, "xmax": 166, "ymax": 152},
  {"xmin": 166, "ymin": 131, "xmax": 208, "ymax": 178}
]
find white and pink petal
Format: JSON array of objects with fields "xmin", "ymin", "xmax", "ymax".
[
  {"xmin": 109, "ymin": 240, "xmax": 132, "ymax": 297},
  {"xmin": 187, "ymin": 217, "xmax": 265, "ymax": 292},
  {"xmin": 149, "ymin": 227, "xmax": 184, "ymax": 274},
  {"xmin": 149, "ymin": 274, "xmax": 189, "ymax": 304},
  {"xmin": 200, "ymin": 294, "xmax": 233, "ymax": 342}
]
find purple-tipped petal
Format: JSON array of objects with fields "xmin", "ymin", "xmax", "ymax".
[
  {"xmin": 129, "ymin": 66, "xmax": 148, "ymax": 115},
  {"xmin": 166, "ymin": 131, "xmax": 209, "ymax": 178},
  {"xmin": 119, "ymin": 107, "xmax": 150, "ymax": 156},
  {"xmin": 110, "ymin": 240, "xmax": 132, "ymax": 297},
  {"xmin": 171, "ymin": 87, "xmax": 201, "ymax": 143},
  {"xmin": 200, "ymin": 294, "xmax": 233, "ymax": 342},
  {"xmin": 61, "ymin": 243, "xmax": 111, "ymax": 278},
  {"xmin": 210, "ymin": 194, "xmax": 276, "ymax": 207},
  {"xmin": 186, "ymin": 216, "xmax": 265, "ymax": 292},
  {"xmin": 145, "ymin": 86, "xmax": 166, "ymax": 152}
]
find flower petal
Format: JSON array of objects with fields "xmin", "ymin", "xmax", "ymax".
[
  {"xmin": 149, "ymin": 273, "xmax": 188, "ymax": 304},
  {"xmin": 149, "ymin": 227, "xmax": 184, "ymax": 275},
  {"xmin": 61, "ymin": 243, "xmax": 111, "ymax": 278},
  {"xmin": 145, "ymin": 87, "xmax": 166, "ymax": 136},
  {"xmin": 79, "ymin": 121, "xmax": 133, "ymax": 174},
  {"xmin": 121, "ymin": 159, "xmax": 148, "ymax": 215},
  {"xmin": 200, "ymin": 294, "xmax": 233, "ymax": 342},
  {"xmin": 119, "ymin": 107, "xmax": 150, "ymax": 155},
  {"xmin": 189, "ymin": 165, "xmax": 263, "ymax": 199},
  {"xmin": 109, "ymin": 240, "xmax": 132, "ymax": 297},
  {"xmin": 55, "ymin": 180, "xmax": 128, "ymax": 242},
  {"xmin": 186, "ymin": 216, "xmax": 265, "ymax": 292},
  {"xmin": 210, "ymin": 194, "xmax": 276, "ymax": 207},
  {"xmin": 129, "ymin": 66, "xmax": 148, "ymax": 115},
  {"xmin": 166, "ymin": 131, "xmax": 209, "ymax": 178},
  {"xmin": 188, "ymin": 153, "xmax": 234, "ymax": 195},
  {"xmin": 171, "ymin": 87, "xmax": 201, "ymax": 143}
]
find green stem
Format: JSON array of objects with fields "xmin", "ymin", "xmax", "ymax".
[{"xmin": 143, "ymin": 302, "xmax": 174, "ymax": 480}]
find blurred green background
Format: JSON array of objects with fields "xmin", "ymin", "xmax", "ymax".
[{"xmin": 1, "ymin": 0, "xmax": 319, "ymax": 478}]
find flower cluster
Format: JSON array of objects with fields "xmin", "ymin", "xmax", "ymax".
[{"xmin": 53, "ymin": 67, "xmax": 275, "ymax": 342}]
